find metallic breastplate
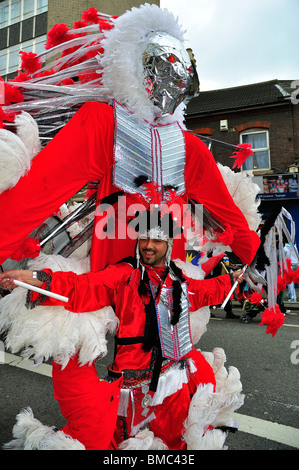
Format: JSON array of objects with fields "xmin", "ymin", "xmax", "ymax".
[
  {"xmin": 113, "ymin": 101, "xmax": 186, "ymax": 196},
  {"xmin": 156, "ymin": 282, "xmax": 193, "ymax": 361}
]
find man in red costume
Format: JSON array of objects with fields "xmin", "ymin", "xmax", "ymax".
[
  {"xmin": 0, "ymin": 4, "xmax": 260, "ymax": 451},
  {"xmin": 0, "ymin": 197, "xmax": 245, "ymax": 449}
]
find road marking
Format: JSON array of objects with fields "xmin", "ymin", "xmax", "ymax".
[
  {"xmin": 3, "ymin": 351, "xmax": 299, "ymax": 448},
  {"xmin": 3, "ymin": 352, "xmax": 52, "ymax": 377},
  {"xmin": 235, "ymin": 413, "xmax": 299, "ymax": 449}
]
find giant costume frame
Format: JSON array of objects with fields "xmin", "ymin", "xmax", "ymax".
[{"xmin": 0, "ymin": 4, "xmax": 283, "ymax": 450}]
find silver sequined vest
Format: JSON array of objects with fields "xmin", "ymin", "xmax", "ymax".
[{"xmin": 113, "ymin": 100, "xmax": 186, "ymax": 198}]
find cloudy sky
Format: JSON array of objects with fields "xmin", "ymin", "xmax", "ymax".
[{"xmin": 160, "ymin": 0, "xmax": 299, "ymax": 91}]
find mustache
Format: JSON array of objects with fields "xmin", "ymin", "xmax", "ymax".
[{"xmin": 142, "ymin": 249, "xmax": 156, "ymax": 254}]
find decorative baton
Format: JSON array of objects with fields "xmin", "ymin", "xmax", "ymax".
[
  {"xmin": 13, "ymin": 279, "xmax": 69, "ymax": 303},
  {"xmin": 220, "ymin": 265, "xmax": 247, "ymax": 309}
]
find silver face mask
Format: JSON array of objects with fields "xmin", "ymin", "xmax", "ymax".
[{"xmin": 142, "ymin": 32, "xmax": 193, "ymax": 115}]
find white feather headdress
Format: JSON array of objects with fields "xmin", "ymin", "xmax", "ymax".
[{"xmin": 99, "ymin": 3, "xmax": 187, "ymax": 124}]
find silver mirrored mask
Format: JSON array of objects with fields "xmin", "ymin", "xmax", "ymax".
[{"xmin": 142, "ymin": 32, "xmax": 193, "ymax": 114}]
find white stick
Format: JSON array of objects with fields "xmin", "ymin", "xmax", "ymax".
[
  {"xmin": 220, "ymin": 265, "xmax": 247, "ymax": 309},
  {"xmin": 14, "ymin": 280, "xmax": 69, "ymax": 303}
]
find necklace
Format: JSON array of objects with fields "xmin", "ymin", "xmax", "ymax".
[{"xmin": 149, "ymin": 266, "xmax": 166, "ymax": 284}]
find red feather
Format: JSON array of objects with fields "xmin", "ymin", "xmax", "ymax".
[
  {"xmin": 81, "ymin": 7, "xmax": 99, "ymax": 24},
  {"xmin": 34, "ymin": 69, "xmax": 54, "ymax": 78},
  {"xmin": 0, "ymin": 106, "xmax": 18, "ymax": 127},
  {"xmin": 45, "ymin": 24, "xmax": 73, "ymax": 50},
  {"xmin": 2, "ymin": 81, "xmax": 24, "ymax": 105},
  {"xmin": 9, "ymin": 71, "xmax": 31, "ymax": 82},
  {"xmin": 259, "ymin": 304, "xmax": 284, "ymax": 337},
  {"xmin": 249, "ymin": 292, "xmax": 263, "ymax": 306},
  {"xmin": 212, "ymin": 223, "xmax": 233, "ymax": 245},
  {"xmin": 281, "ymin": 258, "xmax": 293, "ymax": 284},
  {"xmin": 98, "ymin": 18, "xmax": 114, "ymax": 31},
  {"xmin": 59, "ymin": 78, "xmax": 75, "ymax": 86},
  {"xmin": 276, "ymin": 274, "xmax": 287, "ymax": 294},
  {"xmin": 19, "ymin": 51, "xmax": 42, "ymax": 75},
  {"xmin": 73, "ymin": 20, "xmax": 88, "ymax": 30},
  {"xmin": 142, "ymin": 182, "xmax": 162, "ymax": 206},
  {"xmin": 229, "ymin": 143, "xmax": 253, "ymax": 169},
  {"xmin": 10, "ymin": 238, "xmax": 41, "ymax": 261}
]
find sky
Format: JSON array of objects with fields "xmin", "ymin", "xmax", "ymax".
[{"xmin": 160, "ymin": 0, "xmax": 299, "ymax": 91}]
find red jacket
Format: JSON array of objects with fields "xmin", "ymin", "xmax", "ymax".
[{"xmin": 37, "ymin": 262, "xmax": 232, "ymax": 372}]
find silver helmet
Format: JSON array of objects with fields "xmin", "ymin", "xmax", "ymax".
[{"xmin": 142, "ymin": 32, "xmax": 193, "ymax": 115}]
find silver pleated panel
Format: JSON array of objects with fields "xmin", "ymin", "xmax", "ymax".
[
  {"xmin": 113, "ymin": 101, "xmax": 186, "ymax": 197},
  {"xmin": 156, "ymin": 283, "xmax": 193, "ymax": 361}
]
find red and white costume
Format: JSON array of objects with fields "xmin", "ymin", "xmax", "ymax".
[
  {"xmin": 0, "ymin": 4, "xmax": 262, "ymax": 451},
  {"xmin": 25, "ymin": 261, "xmax": 234, "ymax": 450}
]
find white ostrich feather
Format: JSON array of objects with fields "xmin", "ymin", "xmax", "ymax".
[
  {"xmin": 118, "ymin": 428, "xmax": 168, "ymax": 451},
  {"xmin": 99, "ymin": 3, "xmax": 187, "ymax": 126},
  {"xmin": 184, "ymin": 347, "xmax": 244, "ymax": 448},
  {"xmin": 4, "ymin": 407, "xmax": 85, "ymax": 450},
  {"xmin": 0, "ymin": 253, "xmax": 118, "ymax": 368},
  {"xmin": 14, "ymin": 111, "xmax": 41, "ymax": 158},
  {"xmin": 0, "ymin": 111, "xmax": 40, "ymax": 193}
]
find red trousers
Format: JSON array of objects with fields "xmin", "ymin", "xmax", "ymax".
[{"xmin": 52, "ymin": 349, "xmax": 215, "ymax": 450}]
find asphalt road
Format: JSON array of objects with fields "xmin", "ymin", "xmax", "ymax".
[{"xmin": 1, "ymin": 302, "xmax": 298, "ymax": 451}]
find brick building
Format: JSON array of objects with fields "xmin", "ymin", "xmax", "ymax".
[
  {"xmin": 0, "ymin": 0, "xmax": 159, "ymax": 80},
  {"xmin": 185, "ymin": 79, "xmax": 299, "ymax": 246},
  {"xmin": 47, "ymin": 0, "xmax": 159, "ymax": 29}
]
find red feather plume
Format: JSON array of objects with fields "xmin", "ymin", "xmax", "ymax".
[
  {"xmin": 45, "ymin": 24, "xmax": 73, "ymax": 50},
  {"xmin": 10, "ymin": 238, "xmax": 41, "ymax": 261},
  {"xmin": 19, "ymin": 51, "xmax": 42, "ymax": 75},
  {"xmin": 81, "ymin": 7, "xmax": 99, "ymax": 24},
  {"xmin": 259, "ymin": 304, "xmax": 284, "ymax": 337},
  {"xmin": 212, "ymin": 223, "xmax": 234, "ymax": 245},
  {"xmin": 229, "ymin": 143, "xmax": 253, "ymax": 169}
]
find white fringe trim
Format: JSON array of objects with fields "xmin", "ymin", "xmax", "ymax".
[{"xmin": 3, "ymin": 407, "xmax": 85, "ymax": 450}]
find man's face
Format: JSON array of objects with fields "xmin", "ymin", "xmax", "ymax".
[
  {"xmin": 139, "ymin": 237, "xmax": 168, "ymax": 267},
  {"xmin": 142, "ymin": 32, "xmax": 192, "ymax": 114}
]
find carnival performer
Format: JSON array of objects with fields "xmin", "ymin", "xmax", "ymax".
[
  {"xmin": 0, "ymin": 189, "xmax": 246, "ymax": 450},
  {"xmin": 0, "ymin": 4, "xmax": 262, "ymax": 450},
  {"xmin": 0, "ymin": 4, "xmax": 260, "ymax": 268}
]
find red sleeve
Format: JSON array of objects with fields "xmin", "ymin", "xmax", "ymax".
[
  {"xmin": 184, "ymin": 131, "xmax": 260, "ymax": 265},
  {"xmin": 33, "ymin": 263, "xmax": 131, "ymax": 313},
  {"xmin": 0, "ymin": 102, "xmax": 114, "ymax": 265},
  {"xmin": 187, "ymin": 274, "xmax": 232, "ymax": 310}
]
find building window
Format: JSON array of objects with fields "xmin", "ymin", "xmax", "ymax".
[
  {"xmin": 0, "ymin": 0, "xmax": 48, "ymax": 78},
  {"xmin": 240, "ymin": 129, "xmax": 270, "ymax": 171},
  {"xmin": 23, "ymin": 0, "xmax": 34, "ymax": 20},
  {"xmin": 36, "ymin": 0, "xmax": 47, "ymax": 14},
  {"xmin": 0, "ymin": 33, "xmax": 46, "ymax": 75},
  {"xmin": 0, "ymin": 1, "xmax": 9, "ymax": 28},
  {"xmin": 11, "ymin": 0, "xmax": 21, "ymax": 24}
]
